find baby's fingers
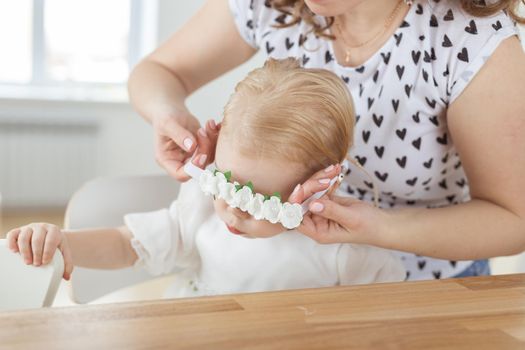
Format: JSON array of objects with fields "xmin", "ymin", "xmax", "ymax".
[
  {"xmin": 42, "ymin": 228, "xmax": 61, "ymax": 265},
  {"xmin": 17, "ymin": 227, "xmax": 33, "ymax": 265},
  {"xmin": 6, "ymin": 228, "xmax": 21, "ymax": 253},
  {"xmin": 31, "ymin": 225, "xmax": 47, "ymax": 266}
]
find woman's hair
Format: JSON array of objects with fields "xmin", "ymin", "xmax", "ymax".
[
  {"xmin": 221, "ymin": 57, "xmax": 355, "ymax": 174},
  {"xmin": 268, "ymin": 0, "xmax": 524, "ymax": 39}
]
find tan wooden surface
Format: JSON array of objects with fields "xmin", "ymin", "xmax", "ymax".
[{"xmin": 1, "ymin": 274, "xmax": 525, "ymax": 349}]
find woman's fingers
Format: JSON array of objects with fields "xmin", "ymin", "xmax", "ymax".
[
  {"xmin": 288, "ymin": 164, "xmax": 341, "ymax": 203},
  {"xmin": 31, "ymin": 225, "xmax": 46, "ymax": 266},
  {"xmin": 154, "ymin": 134, "xmax": 191, "ymax": 181},
  {"xmin": 156, "ymin": 114, "xmax": 196, "ymax": 154},
  {"xmin": 6, "ymin": 228, "xmax": 21, "ymax": 253},
  {"xmin": 17, "ymin": 227, "xmax": 33, "ymax": 265},
  {"xmin": 153, "ymin": 112, "xmax": 202, "ymax": 181},
  {"xmin": 307, "ymin": 195, "xmax": 365, "ymax": 236}
]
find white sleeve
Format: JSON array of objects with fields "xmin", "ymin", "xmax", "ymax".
[
  {"xmin": 336, "ymin": 244, "xmax": 406, "ymax": 285},
  {"xmin": 125, "ymin": 201, "xmax": 196, "ymax": 276},
  {"xmin": 448, "ymin": 13, "xmax": 518, "ymax": 104}
]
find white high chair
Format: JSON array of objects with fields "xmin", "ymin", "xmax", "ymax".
[
  {"xmin": 0, "ymin": 239, "xmax": 64, "ymax": 311},
  {"xmin": 64, "ymin": 174, "xmax": 180, "ymax": 304}
]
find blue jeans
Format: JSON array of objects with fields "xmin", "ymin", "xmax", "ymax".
[{"xmin": 452, "ymin": 259, "xmax": 491, "ymax": 278}]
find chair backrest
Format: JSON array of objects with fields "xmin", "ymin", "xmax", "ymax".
[
  {"xmin": 0, "ymin": 239, "xmax": 64, "ymax": 311},
  {"xmin": 64, "ymin": 174, "xmax": 180, "ymax": 304}
]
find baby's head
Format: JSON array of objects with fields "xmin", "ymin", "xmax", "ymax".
[{"xmin": 213, "ymin": 58, "xmax": 355, "ymax": 238}]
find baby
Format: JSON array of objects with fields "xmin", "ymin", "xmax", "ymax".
[{"xmin": 5, "ymin": 58, "xmax": 404, "ymax": 298}]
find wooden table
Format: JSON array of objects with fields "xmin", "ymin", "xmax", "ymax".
[{"xmin": 1, "ymin": 274, "xmax": 525, "ymax": 349}]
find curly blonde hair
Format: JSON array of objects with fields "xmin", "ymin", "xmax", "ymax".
[{"xmin": 268, "ymin": 0, "xmax": 524, "ymax": 39}]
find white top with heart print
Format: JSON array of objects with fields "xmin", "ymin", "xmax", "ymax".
[{"xmin": 228, "ymin": 0, "xmax": 518, "ymax": 280}]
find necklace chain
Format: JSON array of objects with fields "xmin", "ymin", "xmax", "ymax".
[{"xmin": 335, "ymin": 0, "xmax": 407, "ymax": 63}]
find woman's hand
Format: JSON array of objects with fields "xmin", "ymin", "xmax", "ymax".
[
  {"xmin": 6, "ymin": 223, "xmax": 74, "ymax": 280},
  {"xmin": 153, "ymin": 109, "xmax": 219, "ymax": 181},
  {"xmin": 288, "ymin": 165, "xmax": 390, "ymax": 245}
]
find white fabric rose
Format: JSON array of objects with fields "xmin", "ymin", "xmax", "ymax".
[
  {"xmin": 226, "ymin": 182, "xmax": 241, "ymax": 208},
  {"xmin": 234, "ymin": 186, "xmax": 254, "ymax": 212},
  {"xmin": 247, "ymin": 193, "xmax": 265, "ymax": 220},
  {"xmin": 280, "ymin": 202, "xmax": 303, "ymax": 229},
  {"xmin": 199, "ymin": 169, "xmax": 217, "ymax": 196},
  {"xmin": 262, "ymin": 196, "xmax": 282, "ymax": 224},
  {"xmin": 217, "ymin": 181, "xmax": 235, "ymax": 203},
  {"xmin": 213, "ymin": 172, "xmax": 227, "ymax": 194}
]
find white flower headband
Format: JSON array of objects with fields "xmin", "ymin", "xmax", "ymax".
[{"xmin": 184, "ymin": 160, "xmax": 348, "ymax": 229}]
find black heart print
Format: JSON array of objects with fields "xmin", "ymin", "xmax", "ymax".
[
  {"xmin": 396, "ymin": 65, "xmax": 405, "ymax": 79},
  {"xmin": 430, "ymin": 15, "xmax": 438, "ymax": 27},
  {"xmin": 397, "ymin": 156, "xmax": 407, "ymax": 168},
  {"xmin": 375, "ymin": 146, "xmax": 385, "ymax": 158},
  {"xmin": 325, "ymin": 50, "xmax": 333, "ymax": 63},
  {"xmin": 266, "ymin": 41, "xmax": 275, "ymax": 54},
  {"xmin": 412, "ymin": 137, "xmax": 422, "ymax": 150},
  {"xmin": 412, "ymin": 50, "xmax": 421, "ymax": 65},
  {"xmin": 285, "ymin": 37, "xmax": 294, "ymax": 50},
  {"xmin": 373, "ymin": 114, "xmax": 384, "ymax": 127},
  {"xmin": 458, "ymin": 47, "xmax": 468, "ymax": 62},
  {"xmin": 396, "ymin": 128, "xmax": 407, "ymax": 140},
  {"xmin": 362, "ymin": 130, "xmax": 371, "ymax": 143},
  {"xmin": 392, "ymin": 99, "xmax": 400, "ymax": 113},
  {"xmin": 374, "ymin": 171, "xmax": 389, "ymax": 182},
  {"xmin": 442, "ymin": 34, "xmax": 452, "ymax": 48},
  {"xmin": 356, "ymin": 156, "xmax": 367, "ymax": 166},
  {"xmin": 406, "ymin": 177, "xmax": 418, "ymax": 186},
  {"xmin": 298, "ymin": 33, "xmax": 308, "ymax": 46},
  {"xmin": 443, "ymin": 9, "xmax": 454, "ymax": 21},
  {"xmin": 302, "ymin": 54, "xmax": 310, "ymax": 65},
  {"xmin": 465, "ymin": 20, "xmax": 478, "ymax": 35}
]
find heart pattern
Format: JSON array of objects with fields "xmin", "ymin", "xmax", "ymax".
[{"xmin": 232, "ymin": 0, "xmax": 515, "ymax": 280}]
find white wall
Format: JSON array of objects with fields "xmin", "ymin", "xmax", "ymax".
[{"xmin": 0, "ymin": 0, "xmax": 264, "ymax": 208}]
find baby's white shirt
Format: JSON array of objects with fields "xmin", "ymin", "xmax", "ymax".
[{"xmin": 125, "ymin": 181, "xmax": 405, "ymax": 298}]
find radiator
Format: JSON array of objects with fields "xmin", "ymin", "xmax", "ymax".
[{"xmin": 0, "ymin": 120, "xmax": 99, "ymax": 208}]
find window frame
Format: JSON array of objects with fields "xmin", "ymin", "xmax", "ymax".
[{"xmin": 0, "ymin": 0, "xmax": 158, "ymax": 102}]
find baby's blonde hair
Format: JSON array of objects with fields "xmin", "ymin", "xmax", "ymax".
[{"xmin": 221, "ymin": 57, "xmax": 355, "ymax": 175}]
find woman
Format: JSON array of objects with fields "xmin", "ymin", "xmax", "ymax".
[{"xmin": 128, "ymin": 0, "xmax": 525, "ymax": 280}]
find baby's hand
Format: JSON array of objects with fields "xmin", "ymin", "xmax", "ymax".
[{"xmin": 6, "ymin": 223, "xmax": 73, "ymax": 280}]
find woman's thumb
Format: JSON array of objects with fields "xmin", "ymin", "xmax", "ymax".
[
  {"xmin": 161, "ymin": 116, "xmax": 196, "ymax": 152},
  {"xmin": 309, "ymin": 199, "xmax": 353, "ymax": 227}
]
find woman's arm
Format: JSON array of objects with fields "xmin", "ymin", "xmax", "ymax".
[
  {"xmin": 390, "ymin": 36, "xmax": 525, "ymax": 260},
  {"xmin": 296, "ymin": 37, "xmax": 525, "ymax": 261},
  {"xmin": 128, "ymin": 0, "xmax": 256, "ymax": 180},
  {"xmin": 128, "ymin": 0, "xmax": 256, "ymax": 119},
  {"xmin": 64, "ymin": 226, "xmax": 138, "ymax": 270}
]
